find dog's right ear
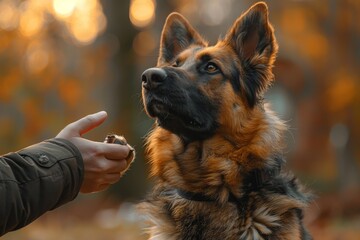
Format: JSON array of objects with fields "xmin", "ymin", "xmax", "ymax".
[
  {"xmin": 158, "ymin": 13, "xmax": 206, "ymax": 65},
  {"xmin": 224, "ymin": 2, "xmax": 278, "ymax": 108}
]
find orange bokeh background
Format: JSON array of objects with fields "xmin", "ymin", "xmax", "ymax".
[{"xmin": 1, "ymin": 0, "xmax": 359, "ymax": 239}]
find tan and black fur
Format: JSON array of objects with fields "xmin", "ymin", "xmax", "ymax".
[{"xmin": 139, "ymin": 2, "xmax": 312, "ymax": 239}]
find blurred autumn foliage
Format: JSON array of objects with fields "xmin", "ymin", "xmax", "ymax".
[{"xmin": 1, "ymin": 0, "xmax": 360, "ymax": 239}]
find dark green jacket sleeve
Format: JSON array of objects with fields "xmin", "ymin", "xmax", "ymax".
[{"xmin": 0, "ymin": 138, "xmax": 84, "ymax": 236}]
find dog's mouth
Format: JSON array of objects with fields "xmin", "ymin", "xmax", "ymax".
[{"xmin": 148, "ymin": 100, "xmax": 205, "ymax": 131}]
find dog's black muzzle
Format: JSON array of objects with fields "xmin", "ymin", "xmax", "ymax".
[
  {"xmin": 142, "ymin": 67, "xmax": 167, "ymax": 90},
  {"xmin": 141, "ymin": 67, "xmax": 218, "ymax": 142}
]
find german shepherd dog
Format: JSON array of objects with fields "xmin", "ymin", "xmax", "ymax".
[{"xmin": 139, "ymin": 2, "xmax": 312, "ymax": 239}]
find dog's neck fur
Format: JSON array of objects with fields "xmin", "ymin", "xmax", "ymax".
[{"xmin": 146, "ymin": 104, "xmax": 286, "ymax": 203}]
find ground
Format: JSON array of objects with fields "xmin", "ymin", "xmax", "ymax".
[{"xmin": 3, "ymin": 192, "xmax": 360, "ymax": 240}]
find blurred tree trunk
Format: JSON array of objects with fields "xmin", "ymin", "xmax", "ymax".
[{"xmin": 101, "ymin": 0, "xmax": 147, "ymax": 200}]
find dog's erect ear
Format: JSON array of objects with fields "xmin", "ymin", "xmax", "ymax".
[
  {"xmin": 158, "ymin": 12, "xmax": 206, "ymax": 65},
  {"xmin": 224, "ymin": 2, "xmax": 278, "ymax": 107}
]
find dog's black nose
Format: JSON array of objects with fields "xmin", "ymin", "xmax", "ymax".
[{"xmin": 141, "ymin": 68, "xmax": 167, "ymax": 90}]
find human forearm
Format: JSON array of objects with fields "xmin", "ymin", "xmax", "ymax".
[{"xmin": 0, "ymin": 138, "xmax": 83, "ymax": 236}]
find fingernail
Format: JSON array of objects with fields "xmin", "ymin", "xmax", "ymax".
[{"xmin": 96, "ymin": 111, "xmax": 107, "ymax": 117}]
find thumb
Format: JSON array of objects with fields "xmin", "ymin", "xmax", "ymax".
[{"xmin": 73, "ymin": 111, "xmax": 108, "ymax": 136}]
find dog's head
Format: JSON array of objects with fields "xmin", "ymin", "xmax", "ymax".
[{"xmin": 142, "ymin": 2, "xmax": 277, "ymax": 142}]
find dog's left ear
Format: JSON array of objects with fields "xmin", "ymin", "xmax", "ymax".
[
  {"xmin": 224, "ymin": 2, "xmax": 278, "ymax": 107},
  {"xmin": 158, "ymin": 12, "xmax": 207, "ymax": 65}
]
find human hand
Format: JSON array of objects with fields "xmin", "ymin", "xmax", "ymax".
[{"xmin": 56, "ymin": 111, "xmax": 133, "ymax": 193}]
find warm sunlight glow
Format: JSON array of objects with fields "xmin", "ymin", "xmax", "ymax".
[
  {"xmin": 52, "ymin": 0, "xmax": 76, "ymax": 18},
  {"xmin": 70, "ymin": 15, "xmax": 98, "ymax": 44},
  {"xmin": 19, "ymin": 11, "xmax": 44, "ymax": 37},
  {"xmin": 69, "ymin": 7, "xmax": 107, "ymax": 44},
  {"xmin": 0, "ymin": 0, "xmax": 19, "ymax": 30},
  {"xmin": 25, "ymin": 41, "xmax": 49, "ymax": 74},
  {"xmin": 51, "ymin": 0, "xmax": 107, "ymax": 44},
  {"xmin": 0, "ymin": 0, "xmax": 107, "ymax": 45},
  {"xmin": 76, "ymin": 0, "xmax": 97, "ymax": 12},
  {"xmin": 129, "ymin": 0, "xmax": 155, "ymax": 28}
]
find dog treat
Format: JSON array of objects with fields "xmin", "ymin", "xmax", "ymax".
[{"xmin": 104, "ymin": 134, "xmax": 135, "ymax": 171}]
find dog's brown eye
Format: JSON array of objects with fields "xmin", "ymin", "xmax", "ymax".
[
  {"xmin": 205, "ymin": 62, "xmax": 218, "ymax": 73},
  {"xmin": 172, "ymin": 60, "xmax": 181, "ymax": 67}
]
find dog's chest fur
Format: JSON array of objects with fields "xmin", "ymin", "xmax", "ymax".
[
  {"xmin": 139, "ymin": 129, "xmax": 310, "ymax": 240},
  {"xmin": 140, "ymin": 180, "xmax": 307, "ymax": 240}
]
